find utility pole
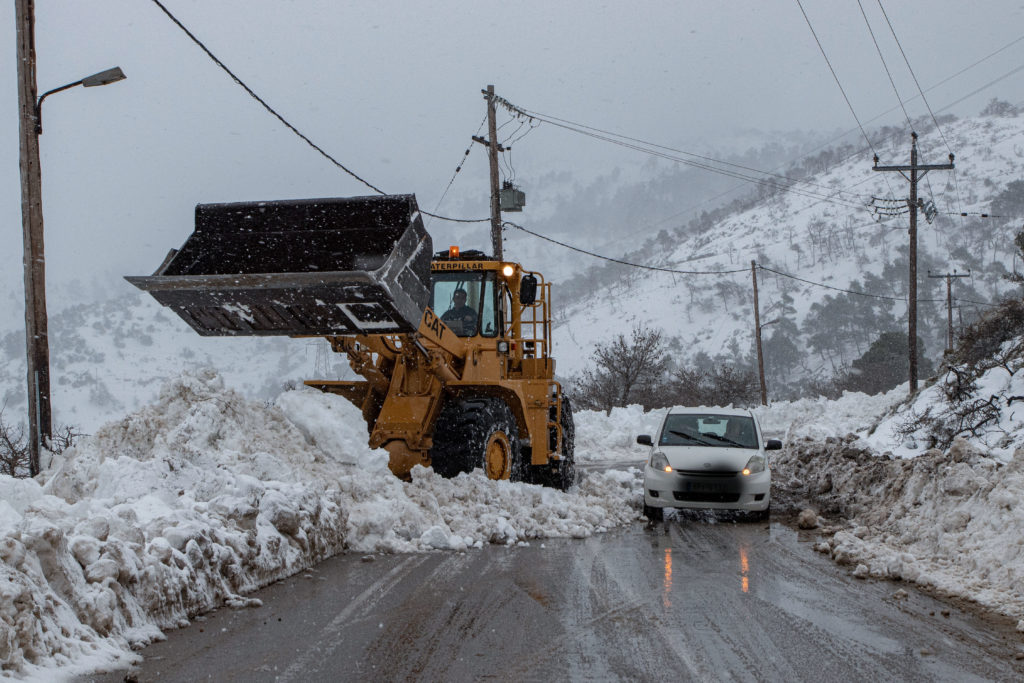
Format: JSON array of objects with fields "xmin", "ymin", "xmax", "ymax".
[
  {"xmin": 927, "ymin": 269, "xmax": 971, "ymax": 354},
  {"xmin": 472, "ymin": 85, "xmax": 504, "ymax": 259},
  {"xmin": 873, "ymin": 132, "xmax": 954, "ymax": 394},
  {"xmin": 15, "ymin": 2, "xmax": 124, "ymax": 477},
  {"xmin": 751, "ymin": 261, "xmax": 767, "ymax": 406},
  {"xmin": 16, "ymin": 0, "xmax": 48, "ymax": 476}
]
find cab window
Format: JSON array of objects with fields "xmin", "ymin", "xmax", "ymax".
[{"xmin": 431, "ymin": 272, "xmax": 499, "ymax": 337}]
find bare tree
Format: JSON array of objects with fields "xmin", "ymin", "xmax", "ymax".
[
  {"xmin": 573, "ymin": 324, "xmax": 668, "ymax": 414},
  {"xmin": 0, "ymin": 403, "xmax": 82, "ymax": 477},
  {"xmin": 668, "ymin": 365, "xmax": 759, "ymax": 408},
  {"xmin": 0, "ymin": 405, "xmax": 29, "ymax": 477}
]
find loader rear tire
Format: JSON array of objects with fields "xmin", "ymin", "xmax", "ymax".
[
  {"xmin": 430, "ymin": 397, "xmax": 525, "ymax": 481},
  {"xmin": 538, "ymin": 396, "xmax": 576, "ymax": 490},
  {"xmin": 554, "ymin": 396, "xmax": 576, "ymax": 491}
]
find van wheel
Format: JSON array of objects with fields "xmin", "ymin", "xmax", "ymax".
[{"xmin": 643, "ymin": 503, "xmax": 664, "ymax": 522}]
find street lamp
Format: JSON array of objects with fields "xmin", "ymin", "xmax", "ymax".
[
  {"xmin": 36, "ymin": 67, "xmax": 126, "ymax": 134},
  {"xmin": 16, "ymin": 52, "xmax": 126, "ymax": 475}
]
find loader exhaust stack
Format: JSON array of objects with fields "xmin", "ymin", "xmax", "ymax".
[{"xmin": 127, "ymin": 195, "xmax": 432, "ymax": 336}]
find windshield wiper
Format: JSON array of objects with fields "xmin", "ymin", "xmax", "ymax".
[
  {"xmin": 668, "ymin": 429, "xmax": 716, "ymax": 446},
  {"xmin": 706, "ymin": 433, "xmax": 747, "ymax": 448}
]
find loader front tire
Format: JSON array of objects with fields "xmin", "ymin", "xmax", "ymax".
[{"xmin": 430, "ymin": 397, "xmax": 524, "ymax": 481}]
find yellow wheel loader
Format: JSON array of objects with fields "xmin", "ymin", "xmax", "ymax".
[{"xmin": 128, "ymin": 195, "xmax": 575, "ymax": 489}]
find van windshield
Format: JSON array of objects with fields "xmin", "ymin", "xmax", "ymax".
[{"xmin": 659, "ymin": 414, "xmax": 758, "ymax": 449}]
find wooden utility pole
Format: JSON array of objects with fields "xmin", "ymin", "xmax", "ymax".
[
  {"xmin": 928, "ymin": 270, "xmax": 971, "ymax": 354},
  {"xmin": 16, "ymin": 0, "xmax": 49, "ymax": 476},
  {"xmin": 481, "ymin": 85, "xmax": 503, "ymax": 259},
  {"xmin": 873, "ymin": 132, "xmax": 953, "ymax": 394},
  {"xmin": 751, "ymin": 260, "xmax": 767, "ymax": 406}
]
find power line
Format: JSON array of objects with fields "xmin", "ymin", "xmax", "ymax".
[
  {"xmin": 795, "ymin": 0, "xmax": 880, "ymax": 157},
  {"xmin": 760, "ymin": 34, "xmax": 1024, "ymax": 221},
  {"xmin": 503, "ymin": 221, "xmax": 748, "ymax": 275},
  {"xmin": 149, "ymin": 0, "xmax": 383, "ymax": 193},
  {"xmin": 794, "ymin": 0, "xmax": 909, "ymax": 223},
  {"xmin": 932, "ymin": 61, "xmax": 1024, "ymax": 116},
  {"xmin": 426, "ymin": 115, "xmax": 487, "ymax": 228},
  {"xmin": 758, "ymin": 265, "xmax": 907, "ymax": 301},
  {"xmin": 871, "ymin": 0, "xmax": 956, "ymax": 224},
  {"xmin": 876, "ymin": 0, "xmax": 954, "ymax": 156},
  {"xmin": 496, "ymin": 106, "xmax": 872, "ymax": 214},
  {"xmin": 148, "ymin": 0, "xmax": 487, "ymax": 225},
  {"xmin": 509, "ymin": 107, "xmax": 871, "ymax": 205},
  {"xmin": 857, "ymin": 0, "xmax": 914, "ymax": 131},
  {"xmin": 507, "ymin": 219, "xmax": 1000, "ymax": 309}
]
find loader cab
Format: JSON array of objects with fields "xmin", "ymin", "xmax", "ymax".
[{"xmin": 431, "ymin": 271, "xmax": 499, "ymax": 337}]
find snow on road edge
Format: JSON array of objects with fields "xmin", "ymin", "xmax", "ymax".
[
  {"xmin": 0, "ymin": 371, "xmax": 641, "ymax": 679},
  {"xmin": 771, "ymin": 435, "xmax": 1024, "ymax": 622}
]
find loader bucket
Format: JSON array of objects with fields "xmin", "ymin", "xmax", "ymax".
[{"xmin": 126, "ymin": 195, "xmax": 432, "ymax": 336}]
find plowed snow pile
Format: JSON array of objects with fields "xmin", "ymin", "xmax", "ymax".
[
  {"xmin": 766, "ymin": 358, "xmax": 1024, "ymax": 626},
  {"xmin": 773, "ymin": 436, "xmax": 1024, "ymax": 620},
  {"xmin": 0, "ymin": 370, "xmax": 641, "ymax": 679}
]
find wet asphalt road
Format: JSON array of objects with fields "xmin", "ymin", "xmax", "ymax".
[{"xmin": 88, "ymin": 513, "xmax": 1024, "ymax": 682}]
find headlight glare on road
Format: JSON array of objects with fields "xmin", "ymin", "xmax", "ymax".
[
  {"xmin": 742, "ymin": 455, "xmax": 765, "ymax": 475},
  {"xmin": 650, "ymin": 451, "xmax": 672, "ymax": 472}
]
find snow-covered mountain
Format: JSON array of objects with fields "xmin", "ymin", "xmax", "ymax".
[
  {"xmin": 2, "ymin": 108, "xmax": 1023, "ymax": 431},
  {"xmin": 0, "ymin": 288, "xmax": 330, "ymax": 432},
  {"xmin": 554, "ymin": 108, "xmax": 1024, "ymax": 389}
]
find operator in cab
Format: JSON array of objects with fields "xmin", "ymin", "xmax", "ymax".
[{"xmin": 441, "ymin": 288, "xmax": 478, "ymax": 335}]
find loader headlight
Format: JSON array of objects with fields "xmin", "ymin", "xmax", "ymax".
[
  {"xmin": 742, "ymin": 455, "xmax": 765, "ymax": 476},
  {"xmin": 502, "ymin": 264, "xmax": 515, "ymax": 277},
  {"xmin": 497, "ymin": 340, "xmax": 510, "ymax": 353},
  {"xmin": 650, "ymin": 452, "xmax": 672, "ymax": 473}
]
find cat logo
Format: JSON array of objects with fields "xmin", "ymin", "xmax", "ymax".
[{"xmin": 422, "ymin": 307, "xmax": 448, "ymax": 341}]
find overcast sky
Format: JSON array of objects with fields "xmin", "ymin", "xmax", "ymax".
[{"xmin": 2, "ymin": 0, "xmax": 1024, "ymax": 309}]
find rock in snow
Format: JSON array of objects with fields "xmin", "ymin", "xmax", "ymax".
[{"xmin": 797, "ymin": 509, "xmax": 819, "ymax": 529}]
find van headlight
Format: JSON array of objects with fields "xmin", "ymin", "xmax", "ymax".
[
  {"xmin": 741, "ymin": 455, "xmax": 765, "ymax": 476},
  {"xmin": 650, "ymin": 452, "xmax": 672, "ymax": 473}
]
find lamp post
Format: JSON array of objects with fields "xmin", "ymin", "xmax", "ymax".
[
  {"xmin": 16, "ymin": 0, "xmax": 126, "ymax": 476},
  {"xmin": 36, "ymin": 67, "xmax": 126, "ymax": 134}
]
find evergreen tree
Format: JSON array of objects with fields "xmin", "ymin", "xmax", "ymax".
[{"xmin": 844, "ymin": 331, "xmax": 935, "ymax": 395}]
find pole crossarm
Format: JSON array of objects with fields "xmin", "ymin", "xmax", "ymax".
[
  {"xmin": 926, "ymin": 271, "xmax": 972, "ymax": 279},
  {"xmin": 471, "ymin": 135, "xmax": 506, "ymax": 152},
  {"xmin": 872, "ymin": 162, "xmax": 955, "ymax": 172}
]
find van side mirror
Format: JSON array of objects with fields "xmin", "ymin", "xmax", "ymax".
[
  {"xmin": 636, "ymin": 434, "xmax": 652, "ymax": 446},
  {"xmin": 765, "ymin": 439, "xmax": 782, "ymax": 450},
  {"xmin": 519, "ymin": 274, "xmax": 538, "ymax": 305}
]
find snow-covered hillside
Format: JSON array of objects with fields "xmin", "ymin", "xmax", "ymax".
[
  {"xmin": 556, "ymin": 110, "xmax": 1024, "ymax": 384},
  {"xmin": 2, "ymin": 111, "xmax": 1021, "ymax": 430},
  {"xmin": 0, "ymin": 288, "xmax": 337, "ymax": 432}
]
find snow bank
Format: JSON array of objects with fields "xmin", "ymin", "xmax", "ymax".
[
  {"xmin": 866, "ymin": 357, "xmax": 1024, "ymax": 462},
  {"xmin": 774, "ymin": 436, "xmax": 1024, "ymax": 620},
  {"xmin": 753, "ymin": 385, "xmax": 907, "ymax": 443},
  {"xmin": 573, "ymin": 404, "xmax": 664, "ymax": 462},
  {"xmin": 571, "ymin": 389, "xmax": 905, "ymax": 464},
  {"xmin": 0, "ymin": 370, "xmax": 642, "ymax": 679}
]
